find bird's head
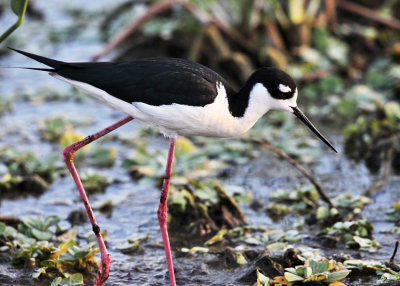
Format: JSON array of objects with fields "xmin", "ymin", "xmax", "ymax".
[{"xmin": 247, "ymin": 67, "xmax": 337, "ymax": 153}]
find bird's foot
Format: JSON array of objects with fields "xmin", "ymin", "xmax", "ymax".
[{"xmin": 94, "ymin": 254, "xmax": 111, "ymax": 286}]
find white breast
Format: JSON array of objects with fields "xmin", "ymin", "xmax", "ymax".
[{"xmin": 130, "ymin": 82, "xmax": 267, "ymax": 138}]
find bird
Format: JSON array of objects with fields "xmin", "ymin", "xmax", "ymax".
[{"xmin": 11, "ymin": 47, "xmax": 337, "ymax": 286}]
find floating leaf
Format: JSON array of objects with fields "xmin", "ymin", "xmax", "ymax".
[
  {"xmin": 44, "ymin": 216, "xmax": 61, "ymax": 230},
  {"xmin": 185, "ymin": 246, "xmax": 209, "ymax": 254},
  {"xmin": 51, "ymin": 273, "xmax": 84, "ymax": 286},
  {"xmin": 31, "ymin": 229, "xmax": 52, "ymax": 241},
  {"xmin": 317, "ymin": 206, "xmax": 330, "ymax": 219},
  {"xmin": 32, "ymin": 267, "xmax": 47, "ymax": 279},
  {"xmin": 81, "ymin": 171, "xmax": 110, "ymax": 194},
  {"xmin": 236, "ymin": 252, "xmax": 247, "ymax": 265},
  {"xmin": 328, "ymin": 282, "xmax": 346, "ymax": 286},
  {"xmin": 257, "ymin": 269, "xmax": 271, "ymax": 286},
  {"xmin": 39, "ymin": 117, "xmax": 69, "ymax": 142},
  {"xmin": 310, "ymin": 260, "xmax": 330, "ymax": 275},
  {"xmin": 384, "ymin": 101, "xmax": 400, "ymax": 121},
  {"xmin": 284, "ymin": 272, "xmax": 304, "ymax": 282},
  {"xmin": 326, "ymin": 270, "xmax": 351, "ymax": 283},
  {"xmin": 175, "ymin": 137, "xmax": 196, "ymax": 158},
  {"xmin": 60, "ymin": 128, "xmax": 85, "ymax": 149},
  {"xmin": 205, "ymin": 229, "xmax": 228, "ymax": 245},
  {"xmin": 270, "ymin": 275, "xmax": 292, "ymax": 285},
  {"xmin": 90, "ymin": 148, "xmax": 116, "ymax": 167},
  {"xmin": 303, "ymin": 273, "xmax": 328, "ymax": 282}
]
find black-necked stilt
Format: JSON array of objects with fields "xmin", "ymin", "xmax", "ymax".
[{"xmin": 11, "ymin": 48, "xmax": 336, "ymax": 286}]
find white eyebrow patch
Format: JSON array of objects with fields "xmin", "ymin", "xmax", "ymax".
[{"xmin": 278, "ymin": 84, "xmax": 291, "ymax": 93}]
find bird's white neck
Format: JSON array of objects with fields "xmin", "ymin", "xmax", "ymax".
[{"xmin": 233, "ymin": 83, "xmax": 271, "ymax": 134}]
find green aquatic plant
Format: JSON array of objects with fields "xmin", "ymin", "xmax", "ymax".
[
  {"xmin": 256, "ymin": 269, "xmax": 271, "ymax": 286},
  {"xmin": 19, "ymin": 215, "xmax": 61, "ymax": 241},
  {"xmin": 284, "ymin": 259, "xmax": 350, "ymax": 284},
  {"xmin": 115, "ymin": 234, "xmax": 150, "ymax": 254},
  {"xmin": 316, "ymin": 192, "xmax": 370, "ymax": 221},
  {"xmin": 80, "ymin": 171, "xmax": 110, "ymax": 194},
  {"xmin": 39, "ymin": 117, "xmax": 70, "ymax": 143},
  {"xmin": 122, "ymin": 137, "xmax": 248, "ymax": 185},
  {"xmin": 50, "ymin": 273, "xmax": 84, "ymax": 286},
  {"xmin": 344, "ymin": 259, "xmax": 400, "ymax": 283},
  {"xmin": 248, "ymin": 113, "xmax": 322, "ymax": 162},
  {"xmin": 205, "ymin": 226, "xmax": 301, "ymax": 248},
  {"xmin": 387, "ymin": 202, "xmax": 400, "ymax": 223},
  {"xmin": 0, "ymin": 97, "xmax": 13, "ymax": 116},
  {"xmin": 0, "ymin": 0, "xmax": 28, "ymax": 43},
  {"xmin": 89, "ymin": 147, "xmax": 116, "ymax": 167},
  {"xmin": 343, "ymin": 98, "xmax": 400, "ymax": 173},
  {"xmin": 268, "ymin": 185, "xmax": 320, "ymax": 214},
  {"xmin": 0, "ymin": 147, "xmax": 62, "ymax": 195},
  {"xmin": 0, "ymin": 215, "xmax": 99, "ymax": 284},
  {"xmin": 320, "ymin": 220, "xmax": 381, "ymax": 252},
  {"xmin": 167, "ymin": 179, "xmax": 249, "ymax": 234}
]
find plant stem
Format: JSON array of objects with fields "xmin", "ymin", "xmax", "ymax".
[
  {"xmin": 252, "ymin": 138, "xmax": 334, "ymax": 208},
  {"xmin": 0, "ymin": 0, "xmax": 28, "ymax": 43}
]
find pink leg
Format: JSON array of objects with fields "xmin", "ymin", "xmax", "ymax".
[
  {"xmin": 63, "ymin": 116, "xmax": 133, "ymax": 286},
  {"xmin": 158, "ymin": 138, "xmax": 177, "ymax": 286}
]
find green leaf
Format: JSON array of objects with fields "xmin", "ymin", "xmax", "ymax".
[
  {"xmin": 284, "ymin": 272, "xmax": 304, "ymax": 282},
  {"xmin": 50, "ymin": 274, "xmax": 84, "ymax": 286},
  {"xmin": 257, "ymin": 269, "xmax": 271, "ymax": 286},
  {"xmin": 304, "ymin": 273, "xmax": 328, "ymax": 282},
  {"xmin": 310, "ymin": 259, "xmax": 330, "ymax": 274},
  {"xmin": 236, "ymin": 252, "xmax": 247, "ymax": 265},
  {"xmin": 23, "ymin": 216, "xmax": 45, "ymax": 231},
  {"xmin": 115, "ymin": 241, "xmax": 142, "ymax": 254},
  {"xmin": 384, "ymin": 101, "xmax": 400, "ymax": 121},
  {"xmin": 69, "ymin": 273, "xmax": 84, "ymax": 285},
  {"xmin": 40, "ymin": 260, "xmax": 58, "ymax": 268},
  {"xmin": 44, "ymin": 215, "xmax": 60, "ymax": 230},
  {"xmin": 326, "ymin": 270, "xmax": 351, "ymax": 282},
  {"xmin": 73, "ymin": 249, "xmax": 92, "ymax": 259},
  {"xmin": 51, "ymin": 277, "xmax": 62, "ymax": 286},
  {"xmin": 0, "ymin": 222, "xmax": 6, "ymax": 235},
  {"xmin": 91, "ymin": 148, "xmax": 116, "ymax": 167},
  {"xmin": 32, "ymin": 267, "xmax": 47, "ymax": 279},
  {"xmin": 31, "ymin": 229, "xmax": 52, "ymax": 241},
  {"xmin": 205, "ymin": 229, "xmax": 228, "ymax": 245},
  {"xmin": 305, "ymin": 266, "xmax": 312, "ymax": 278},
  {"xmin": 11, "ymin": 0, "xmax": 27, "ymax": 17},
  {"xmin": 288, "ymin": 0, "xmax": 305, "ymax": 24},
  {"xmin": 317, "ymin": 206, "xmax": 330, "ymax": 219}
]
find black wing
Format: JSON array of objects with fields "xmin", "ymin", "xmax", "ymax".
[{"xmin": 10, "ymin": 48, "xmax": 235, "ymax": 107}]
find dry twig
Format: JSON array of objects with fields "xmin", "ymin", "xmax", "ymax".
[
  {"xmin": 252, "ymin": 139, "xmax": 333, "ymax": 208},
  {"xmin": 337, "ymin": 0, "xmax": 400, "ymax": 31},
  {"xmin": 91, "ymin": 0, "xmax": 181, "ymax": 62},
  {"xmin": 390, "ymin": 241, "xmax": 399, "ymax": 263},
  {"xmin": 91, "ymin": 0, "xmax": 257, "ymax": 62}
]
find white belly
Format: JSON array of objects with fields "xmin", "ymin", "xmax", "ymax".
[{"xmin": 132, "ymin": 101, "xmax": 246, "ymax": 138}]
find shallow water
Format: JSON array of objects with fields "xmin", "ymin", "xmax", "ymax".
[{"xmin": 0, "ymin": 1, "xmax": 399, "ymax": 285}]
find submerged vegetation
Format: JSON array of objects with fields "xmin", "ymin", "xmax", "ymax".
[
  {"xmin": 0, "ymin": 0, "xmax": 400, "ymax": 285},
  {"xmin": 0, "ymin": 215, "xmax": 97, "ymax": 285}
]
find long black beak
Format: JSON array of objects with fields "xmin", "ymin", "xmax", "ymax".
[{"xmin": 291, "ymin": 106, "xmax": 337, "ymax": 153}]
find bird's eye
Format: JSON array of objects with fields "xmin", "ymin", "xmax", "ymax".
[{"xmin": 280, "ymin": 92, "xmax": 284, "ymax": 98}]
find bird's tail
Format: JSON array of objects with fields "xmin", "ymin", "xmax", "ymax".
[{"xmin": 8, "ymin": 47, "xmax": 64, "ymax": 72}]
